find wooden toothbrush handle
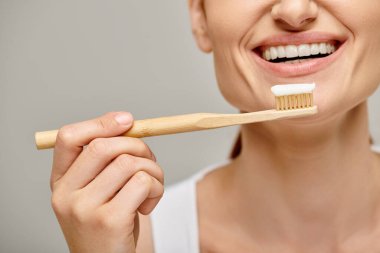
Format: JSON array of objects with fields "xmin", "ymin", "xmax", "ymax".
[
  {"xmin": 35, "ymin": 107, "xmax": 318, "ymax": 150},
  {"xmin": 125, "ymin": 113, "xmax": 215, "ymax": 137},
  {"xmin": 34, "ymin": 113, "xmax": 214, "ymax": 150}
]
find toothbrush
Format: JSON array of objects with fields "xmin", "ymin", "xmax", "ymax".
[{"xmin": 35, "ymin": 83, "xmax": 317, "ymax": 150}]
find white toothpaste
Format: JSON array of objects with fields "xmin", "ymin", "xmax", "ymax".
[{"xmin": 271, "ymin": 83, "xmax": 316, "ymax": 96}]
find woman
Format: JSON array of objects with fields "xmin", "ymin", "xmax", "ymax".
[{"xmin": 50, "ymin": 0, "xmax": 380, "ymax": 252}]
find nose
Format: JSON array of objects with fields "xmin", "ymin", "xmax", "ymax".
[{"xmin": 271, "ymin": 0, "xmax": 319, "ymax": 30}]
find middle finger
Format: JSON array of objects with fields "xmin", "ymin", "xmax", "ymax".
[
  {"xmin": 82, "ymin": 154, "xmax": 164, "ymax": 206},
  {"xmin": 58, "ymin": 136, "xmax": 155, "ymax": 190}
]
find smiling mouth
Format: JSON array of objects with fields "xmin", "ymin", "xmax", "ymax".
[
  {"xmin": 254, "ymin": 40, "xmax": 341, "ymax": 64},
  {"xmin": 249, "ymin": 35, "xmax": 347, "ymax": 77}
]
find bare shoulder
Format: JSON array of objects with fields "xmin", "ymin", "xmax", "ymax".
[{"xmin": 136, "ymin": 213, "xmax": 154, "ymax": 253}]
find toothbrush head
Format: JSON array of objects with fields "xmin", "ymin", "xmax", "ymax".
[{"xmin": 271, "ymin": 83, "xmax": 315, "ymax": 111}]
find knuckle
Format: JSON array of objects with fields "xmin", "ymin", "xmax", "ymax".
[
  {"xmin": 94, "ymin": 208, "xmax": 124, "ymax": 230},
  {"xmin": 56, "ymin": 125, "xmax": 77, "ymax": 146},
  {"xmin": 133, "ymin": 138, "xmax": 149, "ymax": 154},
  {"xmin": 135, "ymin": 171, "xmax": 152, "ymax": 186},
  {"xmin": 87, "ymin": 138, "xmax": 108, "ymax": 157},
  {"xmin": 97, "ymin": 118, "xmax": 107, "ymax": 130},
  {"xmin": 115, "ymin": 154, "xmax": 135, "ymax": 170},
  {"xmin": 51, "ymin": 192, "xmax": 65, "ymax": 215},
  {"xmin": 96, "ymin": 116, "xmax": 116, "ymax": 131},
  {"xmin": 69, "ymin": 196, "xmax": 89, "ymax": 224},
  {"xmin": 96, "ymin": 213, "xmax": 117, "ymax": 229},
  {"xmin": 68, "ymin": 194, "xmax": 90, "ymax": 224},
  {"xmin": 134, "ymin": 138, "xmax": 148, "ymax": 148},
  {"xmin": 146, "ymin": 159, "xmax": 164, "ymax": 184}
]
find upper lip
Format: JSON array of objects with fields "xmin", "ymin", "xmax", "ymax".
[{"xmin": 250, "ymin": 31, "xmax": 347, "ymax": 51}]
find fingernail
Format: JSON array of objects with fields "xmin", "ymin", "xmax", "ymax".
[{"xmin": 115, "ymin": 113, "xmax": 133, "ymax": 126}]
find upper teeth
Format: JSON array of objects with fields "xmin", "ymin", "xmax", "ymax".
[{"xmin": 262, "ymin": 42, "xmax": 336, "ymax": 61}]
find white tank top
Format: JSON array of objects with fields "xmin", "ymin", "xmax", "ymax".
[{"xmin": 151, "ymin": 145, "xmax": 380, "ymax": 253}]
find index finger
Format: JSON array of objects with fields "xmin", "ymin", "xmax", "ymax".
[{"xmin": 51, "ymin": 111, "xmax": 134, "ymax": 186}]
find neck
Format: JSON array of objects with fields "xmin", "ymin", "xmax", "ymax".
[{"xmin": 227, "ymin": 102, "xmax": 380, "ymax": 250}]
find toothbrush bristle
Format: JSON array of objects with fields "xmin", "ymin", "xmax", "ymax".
[{"xmin": 275, "ymin": 93, "xmax": 314, "ymax": 111}]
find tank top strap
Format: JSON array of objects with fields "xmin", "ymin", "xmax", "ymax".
[
  {"xmin": 150, "ymin": 161, "xmax": 229, "ymax": 253},
  {"xmin": 371, "ymin": 144, "xmax": 380, "ymax": 154}
]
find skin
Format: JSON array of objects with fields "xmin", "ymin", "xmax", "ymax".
[
  {"xmin": 50, "ymin": 0, "xmax": 380, "ymax": 252},
  {"xmin": 189, "ymin": 0, "xmax": 380, "ymax": 252},
  {"xmin": 50, "ymin": 112, "xmax": 162, "ymax": 253}
]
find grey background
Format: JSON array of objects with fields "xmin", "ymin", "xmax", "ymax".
[{"xmin": 0, "ymin": 1, "xmax": 379, "ymax": 252}]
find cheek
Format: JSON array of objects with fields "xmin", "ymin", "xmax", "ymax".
[
  {"xmin": 212, "ymin": 44, "xmax": 273, "ymax": 113},
  {"xmin": 312, "ymin": 1, "xmax": 380, "ymax": 118},
  {"xmin": 206, "ymin": 2, "xmax": 272, "ymax": 111},
  {"xmin": 338, "ymin": 1, "xmax": 380, "ymax": 99},
  {"xmin": 205, "ymin": 1, "xmax": 265, "ymax": 36}
]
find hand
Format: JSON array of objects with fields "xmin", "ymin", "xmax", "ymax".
[{"xmin": 50, "ymin": 112, "xmax": 164, "ymax": 253}]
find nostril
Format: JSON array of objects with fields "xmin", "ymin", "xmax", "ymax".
[
  {"xmin": 271, "ymin": 0, "xmax": 319, "ymax": 30},
  {"xmin": 301, "ymin": 17, "xmax": 315, "ymax": 25},
  {"xmin": 275, "ymin": 16, "xmax": 315, "ymax": 31}
]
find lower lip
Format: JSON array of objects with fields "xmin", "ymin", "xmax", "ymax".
[{"xmin": 251, "ymin": 42, "xmax": 346, "ymax": 78}]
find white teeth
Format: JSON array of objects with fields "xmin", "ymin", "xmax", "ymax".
[
  {"xmin": 326, "ymin": 44, "xmax": 336, "ymax": 54},
  {"xmin": 270, "ymin": 47, "xmax": 278, "ymax": 60},
  {"xmin": 327, "ymin": 44, "xmax": 332, "ymax": 54},
  {"xmin": 319, "ymin": 43, "xmax": 327, "ymax": 54},
  {"xmin": 298, "ymin": 44, "xmax": 311, "ymax": 57},
  {"xmin": 285, "ymin": 45, "xmax": 298, "ymax": 58},
  {"xmin": 264, "ymin": 50, "xmax": 271, "ymax": 60},
  {"xmin": 277, "ymin": 46, "xmax": 286, "ymax": 58},
  {"xmin": 310, "ymin": 43, "xmax": 319, "ymax": 55},
  {"xmin": 261, "ymin": 42, "xmax": 336, "ymax": 62}
]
